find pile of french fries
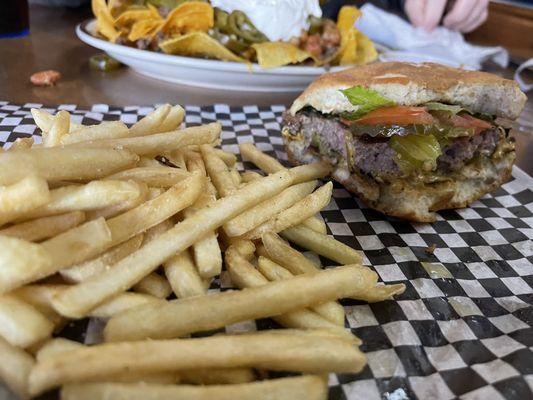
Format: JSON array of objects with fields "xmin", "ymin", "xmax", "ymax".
[{"xmin": 0, "ymin": 104, "xmax": 405, "ymax": 400}]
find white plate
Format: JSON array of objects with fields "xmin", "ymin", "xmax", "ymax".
[{"xmin": 76, "ymin": 20, "xmax": 348, "ymax": 92}]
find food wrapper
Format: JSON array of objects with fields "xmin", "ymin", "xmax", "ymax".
[{"xmin": 1, "ymin": 103, "xmax": 532, "ymax": 400}]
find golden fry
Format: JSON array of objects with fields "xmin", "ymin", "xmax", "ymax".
[
  {"xmin": 282, "ymin": 225, "xmax": 363, "ymax": 265},
  {"xmin": 104, "ymin": 264, "xmax": 376, "ymax": 341},
  {"xmin": 30, "ymin": 332, "xmax": 363, "ymax": 395},
  {"xmin": 61, "ymin": 376, "xmax": 327, "ymax": 400},
  {"xmin": 0, "ymin": 211, "xmax": 85, "ymax": 242},
  {"xmin": 52, "ymin": 170, "xmax": 291, "ymax": 318}
]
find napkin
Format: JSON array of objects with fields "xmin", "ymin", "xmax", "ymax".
[
  {"xmin": 515, "ymin": 58, "xmax": 533, "ymax": 92},
  {"xmin": 356, "ymin": 3, "xmax": 509, "ymax": 70}
]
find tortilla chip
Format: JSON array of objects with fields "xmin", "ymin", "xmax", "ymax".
[
  {"xmin": 335, "ymin": 5, "xmax": 376, "ymax": 65},
  {"xmin": 128, "ymin": 19, "xmax": 164, "ymax": 42},
  {"xmin": 92, "ymin": 0, "xmax": 120, "ymax": 42},
  {"xmin": 356, "ymin": 31, "xmax": 378, "ymax": 64},
  {"xmin": 115, "ymin": 7, "xmax": 161, "ymax": 27},
  {"xmin": 162, "ymin": 2, "xmax": 214, "ymax": 35},
  {"xmin": 337, "ymin": 6, "xmax": 362, "ymax": 31},
  {"xmin": 159, "ymin": 32, "xmax": 245, "ymax": 62},
  {"xmin": 252, "ymin": 42, "xmax": 311, "ymax": 69}
]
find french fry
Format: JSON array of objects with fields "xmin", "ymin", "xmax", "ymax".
[
  {"xmin": 200, "ymin": 144, "xmax": 237, "ymax": 197},
  {"xmin": 262, "ymin": 232, "xmax": 321, "ymax": 275},
  {"xmin": 85, "ymin": 182, "xmax": 149, "ymax": 220},
  {"xmin": 70, "ymin": 123, "xmax": 221, "ymax": 156},
  {"xmin": 106, "ymin": 173, "xmax": 203, "ymax": 247},
  {"xmin": 129, "ymin": 104, "xmax": 171, "ymax": 137},
  {"xmin": 184, "ymin": 153, "xmax": 222, "ymax": 277},
  {"xmin": 0, "ymin": 218, "xmax": 112, "ymax": 294},
  {"xmin": 0, "ymin": 175, "xmax": 50, "ymax": 226},
  {"xmin": 11, "ymin": 280, "xmax": 162, "ymax": 321},
  {"xmin": 132, "ymin": 272, "xmax": 172, "ymax": 299},
  {"xmin": 60, "ymin": 121, "xmax": 129, "ymax": 145},
  {"xmin": 0, "ymin": 211, "xmax": 85, "ymax": 242},
  {"xmin": 142, "ymin": 217, "xmax": 173, "ymax": 244},
  {"xmin": 51, "ymin": 170, "xmax": 292, "ymax": 318},
  {"xmin": 240, "ymin": 170, "xmax": 262, "ymax": 183},
  {"xmin": 239, "ymin": 143, "xmax": 330, "ymax": 183},
  {"xmin": 104, "ymin": 264, "xmax": 377, "ymax": 341},
  {"xmin": 30, "ymin": 332, "xmax": 364, "ymax": 394},
  {"xmin": 158, "ymin": 105, "xmax": 185, "ymax": 132},
  {"xmin": 287, "ymin": 162, "xmax": 331, "ymax": 184},
  {"xmin": 223, "ymin": 181, "xmax": 316, "ymax": 237},
  {"xmin": 191, "ymin": 230, "xmax": 221, "ymax": 278},
  {"xmin": 226, "ymin": 247, "xmax": 343, "ymax": 330},
  {"xmin": 89, "ymin": 293, "xmax": 162, "ymax": 318},
  {"xmin": 185, "ymin": 150, "xmax": 206, "ymax": 175},
  {"xmin": 0, "ymin": 236, "xmax": 53, "ymax": 294},
  {"xmin": 282, "ymin": 225, "xmax": 363, "ymax": 265},
  {"xmin": 60, "ymin": 235, "xmax": 144, "ymax": 283},
  {"xmin": 214, "ymin": 148, "xmax": 237, "ymax": 167},
  {"xmin": 15, "ymin": 180, "xmax": 143, "ymax": 221},
  {"xmin": 0, "ymin": 147, "xmax": 139, "ymax": 186},
  {"xmin": 357, "ymin": 283, "xmax": 406, "ymax": 303},
  {"xmin": 41, "ymin": 216, "xmax": 111, "ymax": 268},
  {"xmin": 257, "ymin": 256, "xmax": 345, "ymax": 326},
  {"xmin": 301, "ymin": 215, "xmax": 328, "ymax": 234},
  {"xmin": 138, "ymin": 156, "xmax": 164, "ymax": 168},
  {"xmin": 185, "ymin": 193, "xmax": 222, "ymax": 278},
  {"xmin": 164, "ymin": 149, "xmax": 187, "ymax": 169},
  {"xmin": 229, "ymin": 168, "xmax": 241, "ymax": 186},
  {"xmin": 36, "ymin": 338, "xmax": 83, "ymax": 363},
  {"xmin": 106, "ymin": 166, "xmax": 190, "ymax": 187},
  {"xmin": 31, "ymin": 108, "xmax": 82, "ymax": 134},
  {"xmin": 36, "ymin": 338, "xmax": 179, "ymax": 385},
  {"xmin": 43, "ymin": 110, "xmax": 69, "ymax": 147},
  {"xmin": 164, "ymin": 250, "xmax": 207, "ymax": 298},
  {"xmin": 239, "ymin": 143, "xmax": 285, "ymax": 173},
  {"xmin": 241, "ymin": 182, "xmax": 332, "ymax": 240},
  {"xmin": 264, "ymin": 233, "xmax": 404, "ymax": 302},
  {"xmin": 179, "ymin": 368, "xmax": 255, "ymax": 385},
  {"xmin": 8, "ymin": 137, "xmax": 34, "ymax": 151},
  {"xmin": 228, "ymin": 238, "xmax": 256, "ymax": 260},
  {"xmin": 0, "ymin": 295, "xmax": 54, "ymax": 348},
  {"xmin": 0, "ymin": 336, "xmax": 34, "ymax": 399},
  {"xmin": 61, "ymin": 376, "xmax": 327, "ymax": 400},
  {"xmin": 10, "ymin": 285, "xmax": 65, "ymax": 329}
]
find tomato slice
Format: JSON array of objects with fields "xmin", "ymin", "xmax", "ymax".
[
  {"xmin": 450, "ymin": 114, "xmax": 492, "ymax": 133},
  {"xmin": 352, "ymin": 106, "xmax": 436, "ymax": 126}
]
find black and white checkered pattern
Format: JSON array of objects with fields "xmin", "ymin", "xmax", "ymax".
[{"xmin": 1, "ymin": 101, "xmax": 532, "ymax": 400}]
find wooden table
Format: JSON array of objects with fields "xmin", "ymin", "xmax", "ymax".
[{"xmin": 0, "ymin": 4, "xmax": 531, "ymax": 175}]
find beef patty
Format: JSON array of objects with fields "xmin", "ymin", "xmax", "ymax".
[{"xmin": 282, "ymin": 111, "xmax": 502, "ymax": 178}]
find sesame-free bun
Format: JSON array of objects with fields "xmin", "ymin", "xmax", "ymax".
[{"xmin": 290, "ymin": 62, "xmax": 527, "ymax": 120}]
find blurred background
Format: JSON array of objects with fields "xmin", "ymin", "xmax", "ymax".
[{"xmin": 0, "ymin": 0, "xmax": 531, "ymax": 173}]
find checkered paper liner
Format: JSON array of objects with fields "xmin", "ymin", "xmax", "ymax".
[{"xmin": 0, "ymin": 101, "xmax": 532, "ymax": 400}]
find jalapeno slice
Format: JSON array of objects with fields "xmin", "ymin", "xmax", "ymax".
[
  {"xmin": 227, "ymin": 10, "xmax": 267, "ymax": 44},
  {"xmin": 89, "ymin": 53, "xmax": 122, "ymax": 72}
]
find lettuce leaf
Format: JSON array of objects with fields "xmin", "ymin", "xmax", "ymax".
[
  {"xmin": 340, "ymin": 86, "xmax": 395, "ymax": 119},
  {"xmin": 425, "ymin": 102, "xmax": 469, "ymax": 115}
]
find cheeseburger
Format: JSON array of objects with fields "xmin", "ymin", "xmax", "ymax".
[{"xmin": 282, "ymin": 62, "xmax": 527, "ymax": 222}]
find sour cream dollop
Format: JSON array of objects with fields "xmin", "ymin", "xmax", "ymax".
[{"xmin": 210, "ymin": 0, "xmax": 322, "ymax": 42}]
